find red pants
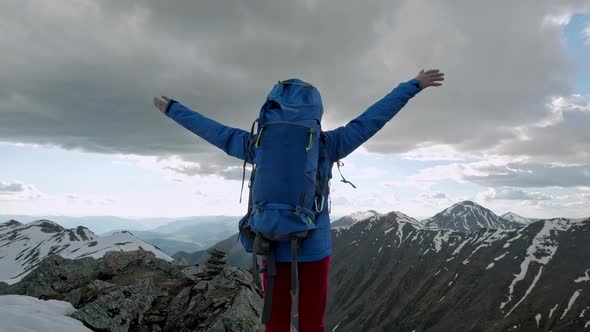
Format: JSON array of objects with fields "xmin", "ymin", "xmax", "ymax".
[{"xmin": 262, "ymin": 256, "xmax": 330, "ymax": 332}]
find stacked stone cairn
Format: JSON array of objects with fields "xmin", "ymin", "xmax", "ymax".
[{"xmin": 202, "ymin": 248, "xmax": 226, "ymax": 279}]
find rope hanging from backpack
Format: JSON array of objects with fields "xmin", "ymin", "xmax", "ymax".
[{"xmin": 336, "ymin": 160, "xmax": 357, "ymax": 189}]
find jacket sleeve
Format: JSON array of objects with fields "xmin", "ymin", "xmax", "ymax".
[
  {"xmin": 164, "ymin": 100, "xmax": 255, "ymax": 162},
  {"xmin": 324, "ymin": 79, "xmax": 421, "ymax": 161}
]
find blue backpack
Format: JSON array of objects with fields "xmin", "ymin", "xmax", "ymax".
[{"xmin": 238, "ymin": 79, "xmax": 327, "ymax": 324}]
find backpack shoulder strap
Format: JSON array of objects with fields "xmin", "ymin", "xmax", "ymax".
[{"xmin": 239, "ymin": 118, "xmax": 259, "ymax": 203}]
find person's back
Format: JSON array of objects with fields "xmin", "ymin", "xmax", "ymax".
[{"xmin": 153, "ymin": 69, "xmax": 444, "ymax": 331}]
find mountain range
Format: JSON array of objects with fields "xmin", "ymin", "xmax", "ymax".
[
  {"xmin": 0, "ymin": 219, "xmax": 171, "ymax": 285},
  {"xmin": 2, "ymin": 201, "xmax": 589, "ymax": 331},
  {"xmin": 174, "ymin": 202, "xmax": 537, "ymax": 266},
  {"xmin": 101, "ymin": 216, "xmax": 238, "ymax": 256}
]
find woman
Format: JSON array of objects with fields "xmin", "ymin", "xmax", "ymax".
[{"xmin": 153, "ymin": 69, "xmax": 444, "ymax": 332}]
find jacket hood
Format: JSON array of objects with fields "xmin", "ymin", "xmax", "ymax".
[{"xmin": 262, "ymin": 78, "xmax": 323, "ymax": 121}]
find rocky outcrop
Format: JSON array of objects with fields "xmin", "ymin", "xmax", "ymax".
[
  {"xmin": 0, "ymin": 255, "xmax": 100, "ymax": 298},
  {"xmin": 1, "ymin": 249, "xmax": 263, "ymax": 332},
  {"xmin": 72, "ymin": 279, "xmax": 156, "ymax": 332}
]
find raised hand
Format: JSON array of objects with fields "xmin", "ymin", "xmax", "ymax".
[
  {"xmin": 153, "ymin": 96, "xmax": 171, "ymax": 113},
  {"xmin": 415, "ymin": 69, "xmax": 445, "ymax": 89}
]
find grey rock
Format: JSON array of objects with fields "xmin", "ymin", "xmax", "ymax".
[
  {"xmin": 0, "ymin": 281, "xmax": 8, "ymax": 292},
  {"xmin": 72, "ymin": 279, "xmax": 156, "ymax": 332},
  {"xmin": 64, "ymin": 279, "xmax": 116, "ymax": 307},
  {"xmin": 98, "ymin": 250, "xmax": 190, "ymax": 282},
  {"xmin": 172, "ymin": 256, "xmax": 189, "ymax": 267},
  {"xmin": 163, "ymin": 266, "xmax": 263, "ymax": 332},
  {"xmin": 0, "ymin": 254, "xmax": 99, "ymax": 298},
  {"xmin": 208, "ymin": 248, "xmax": 226, "ymax": 259},
  {"xmin": 207, "ymin": 286, "xmax": 263, "ymax": 332},
  {"xmin": 182, "ymin": 264, "xmax": 207, "ymax": 277}
]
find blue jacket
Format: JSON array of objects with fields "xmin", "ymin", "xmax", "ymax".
[{"xmin": 165, "ymin": 79, "xmax": 422, "ymax": 262}]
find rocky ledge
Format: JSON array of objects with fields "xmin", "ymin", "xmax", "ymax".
[{"xmin": 0, "ymin": 249, "xmax": 263, "ymax": 332}]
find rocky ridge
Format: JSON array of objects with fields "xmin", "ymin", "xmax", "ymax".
[{"xmin": 0, "ymin": 249, "xmax": 263, "ymax": 332}]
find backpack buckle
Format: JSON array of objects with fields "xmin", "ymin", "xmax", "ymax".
[{"xmin": 314, "ymin": 195, "xmax": 324, "ymax": 213}]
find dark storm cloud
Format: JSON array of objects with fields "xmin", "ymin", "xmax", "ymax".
[
  {"xmin": 0, "ymin": 182, "xmax": 25, "ymax": 193},
  {"xmin": 466, "ymin": 163, "xmax": 590, "ymax": 188},
  {"xmin": 1, "ymin": 0, "xmax": 589, "ymax": 179}
]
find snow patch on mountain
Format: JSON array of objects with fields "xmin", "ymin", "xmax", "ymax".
[
  {"xmin": 560, "ymin": 289, "xmax": 582, "ymax": 320},
  {"xmin": 0, "ymin": 295, "xmax": 92, "ymax": 332},
  {"xmin": 500, "ymin": 219, "xmax": 574, "ymax": 312},
  {"xmin": 431, "ymin": 230, "xmax": 452, "ymax": 253},
  {"xmin": 350, "ymin": 210, "xmax": 381, "ymax": 222},
  {"xmin": 575, "ymin": 269, "xmax": 590, "ymax": 283},
  {"xmin": 331, "ymin": 210, "xmax": 381, "ymax": 230}
]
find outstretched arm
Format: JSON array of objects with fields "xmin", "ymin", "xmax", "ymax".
[
  {"xmin": 153, "ymin": 96, "xmax": 254, "ymax": 162},
  {"xmin": 324, "ymin": 69, "xmax": 444, "ymax": 161}
]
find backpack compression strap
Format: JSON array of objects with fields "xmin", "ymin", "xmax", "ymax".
[
  {"xmin": 290, "ymin": 238, "xmax": 300, "ymax": 328},
  {"xmin": 261, "ymin": 243, "xmax": 277, "ymax": 324}
]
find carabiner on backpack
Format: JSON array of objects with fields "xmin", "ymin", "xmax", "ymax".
[{"xmin": 314, "ymin": 195, "xmax": 324, "ymax": 213}]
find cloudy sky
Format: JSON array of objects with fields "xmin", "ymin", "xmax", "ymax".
[{"xmin": 1, "ymin": 0, "xmax": 590, "ymax": 220}]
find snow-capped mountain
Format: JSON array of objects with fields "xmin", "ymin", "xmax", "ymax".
[
  {"xmin": 423, "ymin": 200, "xmax": 521, "ymax": 232},
  {"xmin": 331, "ymin": 210, "xmax": 382, "ymax": 229},
  {"xmin": 327, "ymin": 213, "xmax": 590, "ymax": 331},
  {"xmin": 0, "ymin": 219, "xmax": 172, "ymax": 285},
  {"xmin": 501, "ymin": 211, "xmax": 538, "ymax": 225}
]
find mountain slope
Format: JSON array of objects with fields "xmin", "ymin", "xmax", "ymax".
[
  {"xmin": 327, "ymin": 213, "xmax": 590, "ymax": 331},
  {"xmin": 0, "ymin": 219, "xmax": 171, "ymax": 284},
  {"xmin": 423, "ymin": 200, "xmax": 521, "ymax": 232}
]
